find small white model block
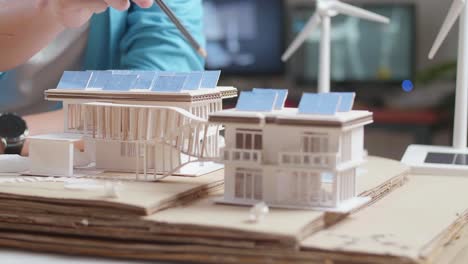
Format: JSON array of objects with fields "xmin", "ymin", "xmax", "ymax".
[
  {"xmin": 29, "ymin": 133, "xmax": 83, "ymax": 177},
  {"xmin": 210, "ymin": 90, "xmax": 373, "ymax": 211},
  {"xmin": 0, "ymin": 155, "xmax": 30, "ymax": 173}
]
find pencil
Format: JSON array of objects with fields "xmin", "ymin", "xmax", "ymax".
[{"xmin": 153, "ymin": 0, "xmax": 208, "ymax": 58}]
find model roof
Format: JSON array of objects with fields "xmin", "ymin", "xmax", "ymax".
[
  {"xmin": 46, "ymin": 70, "xmax": 237, "ymax": 102},
  {"xmin": 235, "ymin": 89, "xmax": 355, "ymax": 115},
  {"xmin": 209, "ymin": 108, "xmax": 372, "ymax": 128},
  {"xmin": 209, "ymin": 89, "xmax": 371, "ymax": 127},
  {"xmin": 56, "ymin": 70, "xmax": 221, "ymax": 91}
]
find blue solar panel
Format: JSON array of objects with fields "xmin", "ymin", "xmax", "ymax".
[
  {"xmin": 183, "ymin": 72, "xmax": 203, "ymax": 90},
  {"xmin": 298, "ymin": 93, "xmax": 321, "ymax": 114},
  {"xmin": 200, "ymin": 70, "xmax": 221, "ymax": 88},
  {"xmin": 298, "ymin": 93, "xmax": 340, "ymax": 115},
  {"xmin": 332, "ymin": 92, "xmax": 355, "ymax": 112},
  {"xmin": 236, "ymin": 91, "xmax": 277, "ymax": 112},
  {"xmin": 151, "ymin": 75, "xmax": 187, "ymax": 92},
  {"xmin": 57, "ymin": 71, "xmax": 92, "ymax": 89},
  {"xmin": 318, "ymin": 94, "xmax": 341, "ymax": 115},
  {"xmin": 103, "ymin": 74, "xmax": 138, "ymax": 91},
  {"xmin": 175, "ymin": 72, "xmax": 189, "ymax": 80},
  {"xmin": 86, "ymin": 71, "xmax": 113, "ymax": 89},
  {"xmin": 253, "ymin": 88, "xmax": 288, "ymax": 110},
  {"xmin": 132, "ymin": 71, "xmax": 158, "ymax": 90}
]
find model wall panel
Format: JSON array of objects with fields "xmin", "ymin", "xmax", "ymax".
[{"xmin": 351, "ymin": 127, "xmax": 365, "ymax": 161}]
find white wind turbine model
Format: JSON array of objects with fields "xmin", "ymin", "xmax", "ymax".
[
  {"xmin": 281, "ymin": 0, "xmax": 390, "ymax": 93},
  {"xmin": 402, "ymin": 0, "xmax": 468, "ymax": 175}
]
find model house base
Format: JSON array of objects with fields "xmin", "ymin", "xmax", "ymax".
[{"xmin": 27, "ymin": 70, "xmax": 237, "ymax": 180}]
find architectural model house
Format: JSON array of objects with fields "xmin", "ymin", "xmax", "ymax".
[
  {"xmin": 209, "ymin": 89, "xmax": 373, "ymax": 211},
  {"xmin": 28, "ymin": 70, "xmax": 237, "ymax": 180}
]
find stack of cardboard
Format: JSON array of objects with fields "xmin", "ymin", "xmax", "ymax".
[{"xmin": 0, "ymin": 157, "xmax": 466, "ymax": 264}]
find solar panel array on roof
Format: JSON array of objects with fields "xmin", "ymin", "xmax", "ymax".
[
  {"xmin": 298, "ymin": 92, "xmax": 356, "ymax": 115},
  {"xmin": 253, "ymin": 88, "xmax": 288, "ymax": 110},
  {"xmin": 236, "ymin": 91, "xmax": 277, "ymax": 112},
  {"xmin": 55, "ymin": 70, "xmax": 221, "ymax": 92}
]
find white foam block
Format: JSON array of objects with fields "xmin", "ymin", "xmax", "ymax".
[{"xmin": 0, "ymin": 155, "xmax": 30, "ymax": 173}]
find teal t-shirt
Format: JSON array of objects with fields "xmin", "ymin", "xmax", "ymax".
[{"xmin": 0, "ymin": 1, "xmax": 205, "ymax": 112}]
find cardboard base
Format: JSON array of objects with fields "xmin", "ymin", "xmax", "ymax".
[{"xmin": 0, "ymin": 157, "xmax": 420, "ymax": 264}]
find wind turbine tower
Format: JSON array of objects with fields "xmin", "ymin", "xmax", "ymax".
[{"xmin": 282, "ymin": 0, "xmax": 390, "ymax": 93}]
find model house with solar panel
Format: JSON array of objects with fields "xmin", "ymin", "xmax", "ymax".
[
  {"xmin": 209, "ymin": 89, "xmax": 373, "ymax": 211},
  {"xmin": 27, "ymin": 70, "xmax": 237, "ymax": 180}
]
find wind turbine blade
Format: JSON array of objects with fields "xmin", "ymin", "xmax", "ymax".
[
  {"xmin": 428, "ymin": 0, "xmax": 465, "ymax": 59},
  {"xmin": 331, "ymin": 1, "xmax": 390, "ymax": 24},
  {"xmin": 282, "ymin": 13, "xmax": 321, "ymax": 62}
]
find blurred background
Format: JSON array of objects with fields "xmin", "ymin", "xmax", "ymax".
[{"xmin": 203, "ymin": 0, "xmax": 459, "ymax": 160}]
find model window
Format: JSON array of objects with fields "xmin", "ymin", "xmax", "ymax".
[
  {"xmin": 235, "ymin": 129, "xmax": 262, "ymax": 150},
  {"xmin": 281, "ymin": 171, "xmax": 327, "ymax": 205},
  {"xmin": 234, "ymin": 168, "xmax": 263, "ymax": 200},
  {"xmin": 302, "ymin": 133, "xmax": 329, "ymax": 153}
]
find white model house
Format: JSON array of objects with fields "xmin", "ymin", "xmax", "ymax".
[
  {"xmin": 28, "ymin": 70, "xmax": 237, "ymax": 180},
  {"xmin": 209, "ymin": 89, "xmax": 373, "ymax": 211}
]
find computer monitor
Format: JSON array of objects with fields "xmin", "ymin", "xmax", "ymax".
[
  {"xmin": 203, "ymin": 0, "xmax": 284, "ymax": 75},
  {"xmin": 289, "ymin": 3, "xmax": 415, "ymax": 86}
]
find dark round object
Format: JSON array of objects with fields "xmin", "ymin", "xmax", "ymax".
[{"xmin": 0, "ymin": 113, "xmax": 27, "ymax": 139}]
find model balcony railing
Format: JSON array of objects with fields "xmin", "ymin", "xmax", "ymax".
[
  {"xmin": 278, "ymin": 152, "xmax": 340, "ymax": 169},
  {"xmin": 222, "ymin": 148, "xmax": 262, "ymax": 164}
]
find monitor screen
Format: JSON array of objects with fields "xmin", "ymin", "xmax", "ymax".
[
  {"xmin": 289, "ymin": 4, "xmax": 415, "ymax": 84},
  {"xmin": 203, "ymin": 0, "xmax": 284, "ymax": 74}
]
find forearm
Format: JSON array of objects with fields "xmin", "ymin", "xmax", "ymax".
[{"xmin": 0, "ymin": 1, "xmax": 64, "ymax": 71}]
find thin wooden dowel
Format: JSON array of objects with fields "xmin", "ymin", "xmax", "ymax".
[
  {"xmin": 143, "ymin": 143, "xmax": 147, "ymax": 180},
  {"xmin": 136, "ymin": 142, "xmax": 140, "ymax": 180},
  {"xmin": 153, "ymin": 143, "xmax": 158, "ymax": 180},
  {"xmin": 200, "ymin": 124, "xmax": 208, "ymax": 158}
]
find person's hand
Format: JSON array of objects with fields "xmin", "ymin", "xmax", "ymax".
[{"xmin": 41, "ymin": 0, "xmax": 154, "ymax": 28}]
